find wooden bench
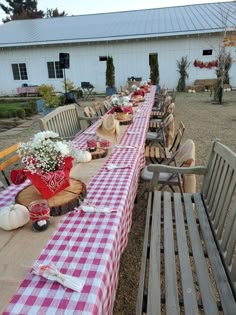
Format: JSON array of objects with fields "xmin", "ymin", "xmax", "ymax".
[
  {"xmin": 137, "ymin": 140, "xmax": 236, "ymax": 314},
  {"xmin": 0, "ymin": 143, "xmax": 21, "ymax": 186},
  {"xmin": 39, "ymin": 104, "xmax": 96, "ymax": 139}
]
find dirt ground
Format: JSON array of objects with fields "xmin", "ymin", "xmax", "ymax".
[
  {"xmin": 0, "ymin": 91, "xmax": 236, "ymax": 314},
  {"xmin": 113, "ymin": 90, "xmax": 236, "ymax": 314}
]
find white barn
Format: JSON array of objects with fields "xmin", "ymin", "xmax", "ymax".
[{"xmin": 0, "ymin": 1, "xmax": 235, "ymax": 95}]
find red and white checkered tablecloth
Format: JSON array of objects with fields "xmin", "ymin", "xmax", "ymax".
[{"xmin": 2, "ymin": 87, "xmax": 156, "ymax": 315}]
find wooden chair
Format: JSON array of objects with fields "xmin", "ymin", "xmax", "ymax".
[
  {"xmin": 0, "ymin": 143, "xmax": 21, "ymax": 186},
  {"xmin": 93, "ymin": 101, "xmax": 105, "ymax": 116},
  {"xmin": 84, "ymin": 106, "xmax": 97, "ymax": 118},
  {"xmin": 141, "ymin": 139, "xmax": 195, "ymax": 194},
  {"xmin": 103, "ymin": 100, "xmax": 111, "ymax": 112},
  {"xmin": 149, "ymin": 103, "xmax": 176, "ymax": 131},
  {"xmin": 146, "ymin": 114, "xmax": 174, "ymax": 149},
  {"xmin": 40, "ymin": 104, "xmax": 96, "ymax": 139},
  {"xmin": 145, "ymin": 121, "xmax": 185, "ymax": 164}
]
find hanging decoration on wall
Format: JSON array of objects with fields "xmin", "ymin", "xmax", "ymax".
[
  {"xmin": 223, "ymin": 30, "xmax": 236, "ymax": 47},
  {"xmin": 193, "ymin": 59, "xmax": 218, "ymax": 69}
]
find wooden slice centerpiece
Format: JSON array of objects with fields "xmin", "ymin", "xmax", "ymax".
[
  {"xmin": 115, "ymin": 113, "xmax": 133, "ymax": 125},
  {"xmin": 15, "ymin": 178, "xmax": 87, "ymax": 216},
  {"xmin": 90, "ymin": 147, "xmax": 108, "ymax": 159}
]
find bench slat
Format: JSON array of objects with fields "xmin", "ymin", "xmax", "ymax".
[
  {"xmin": 221, "ymin": 196, "xmax": 236, "ymax": 266},
  {"xmin": 147, "ymin": 191, "xmax": 161, "ymax": 314},
  {"xmin": 174, "ymin": 193, "xmax": 199, "ymax": 314},
  {"xmin": 184, "ymin": 193, "xmax": 219, "ymax": 314},
  {"xmin": 208, "ymin": 155, "xmax": 224, "ymax": 212},
  {"xmin": 164, "ymin": 192, "xmax": 179, "ymax": 314},
  {"xmin": 215, "ymin": 171, "xmax": 236, "ymax": 238},
  {"xmin": 193, "ymin": 193, "xmax": 236, "ymax": 315},
  {"xmin": 210, "ymin": 158, "xmax": 228, "ymax": 219},
  {"xmin": 206, "ymin": 153, "xmax": 220, "ymax": 206}
]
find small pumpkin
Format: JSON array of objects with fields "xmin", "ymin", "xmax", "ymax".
[
  {"xmin": 0, "ymin": 204, "xmax": 30, "ymax": 231},
  {"xmin": 77, "ymin": 150, "xmax": 92, "ymax": 163}
]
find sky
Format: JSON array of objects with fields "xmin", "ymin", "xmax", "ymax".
[{"xmin": 0, "ymin": 0, "xmax": 230, "ymax": 22}]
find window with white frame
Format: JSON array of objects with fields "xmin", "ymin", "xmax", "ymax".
[
  {"xmin": 11, "ymin": 63, "xmax": 28, "ymax": 80},
  {"xmin": 47, "ymin": 61, "xmax": 63, "ymax": 78}
]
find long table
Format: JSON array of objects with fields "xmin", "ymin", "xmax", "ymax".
[{"xmin": 0, "ymin": 87, "xmax": 155, "ymax": 315}]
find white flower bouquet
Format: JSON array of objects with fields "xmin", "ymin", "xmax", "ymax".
[
  {"xmin": 17, "ymin": 131, "xmax": 79, "ymax": 173},
  {"xmin": 11, "ymin": 131, "xmax": 81, "ymax": 199}
]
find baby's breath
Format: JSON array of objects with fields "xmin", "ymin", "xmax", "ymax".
[{"xmin": 18, "ymin": 131, "xmax": 79, "ymax": 173}]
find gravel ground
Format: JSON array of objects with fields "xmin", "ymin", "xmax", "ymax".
[{"xmin": 0, "ymin": 92, "xmax": 236, "ymax": 314}]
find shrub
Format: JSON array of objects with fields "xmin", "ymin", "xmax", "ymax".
[
  {"xmin": 16, "ymin": 108, "xmax": 26, "ymax": 119},
  {"xmin": 0, "ymin": 111, "xmax": 11, "ymax": 118},
  {"xmin": 62, "ymin": 79, "xmax": 76, "ymax": 92},
  {"xmin": 29, "ymin": 101, "xmax": 37, "ymax": 114},
  {"xmin": 150, "ymin": 53, "xmax": 160, "ymax": 85},
  {"xmin": 38, "ymin": 84, "xmax": 55, "ymax": 97},
  {"xmin": 176, "ymin": 56, "xmax": 190, "ymax": 92},
  {"xmin": 106, "ymin": 56, "xmax": 115, "ymax": 87}
]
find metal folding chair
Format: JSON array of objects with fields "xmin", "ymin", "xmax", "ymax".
[{"xmin": 81, "ymin": 82, "xmax": 94, "ymax": 100}]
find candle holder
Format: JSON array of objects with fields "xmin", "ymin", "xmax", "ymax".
[
  {"xmin": 87, "ymin": 139, "xmax": 97, "ymax": 152},
  {"xmin": 28, "ymin": 199, "xmax": 50, "ymax": 232}
]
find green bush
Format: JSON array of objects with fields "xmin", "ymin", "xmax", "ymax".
[
  {"xmin": 0, "ymin": 111, "xmax": 11, "ymax": 118},
  {"xmin": 16, "ymin": 108, "xmax": 26, "ymax": 119},
  {"xmin": 38, "ymin": 84, "xmax": 55, "ymax": 97},
  {"xmin": 29, "ymin": 101, "xmax": 37, "ymax": 114},
  {"xmin": 77, "ymin": 89, "xmax": 83, "ymax": 98}
]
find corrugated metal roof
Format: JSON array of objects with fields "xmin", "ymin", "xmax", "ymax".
[{"xmin": 0, "ymin": 1, "xmax": 235, "ymax": 48}]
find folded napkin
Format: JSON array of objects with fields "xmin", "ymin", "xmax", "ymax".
[
  {"xmin": 32, "ymin": 263, "xmax": 84, "ymax": 292},
  {"xmin": 127, "ymin": 131, "xmax": 140, "ymax": 135},
  {"xmin": 83, "ymin": 131, "xmax": 96, "ymax": 135},
  {"xmin": 115, "ymin": 145, "xmax": 137, "ymax": 149},
  {"xmin": 79, "ymin": 204, "xmax": 117, "ymax": 213},
  {"xmin": 106, "ymin": 163, "xmax": 131, "ymax": 170}
]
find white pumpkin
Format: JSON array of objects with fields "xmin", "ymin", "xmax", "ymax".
[
  {"xmin": 78, "ymin": 150, "xmax": 92, "ymax": 163},
  {"xmin": 0, "ymin": 204, "xmax": 30, "ymax": 231}
]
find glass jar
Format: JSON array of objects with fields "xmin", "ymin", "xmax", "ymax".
[{"xmin": 28, "ymin": 199, "xmax": 50, "ymax": 232}]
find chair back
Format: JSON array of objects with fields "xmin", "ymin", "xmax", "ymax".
[
  {"xmin": 84, "ymin": 106, "xmax": 96, "ymax": 118},
  {"xmin": 175, "ymin": 139, "xmax": 196, "ymax": 193},
  {"xmin": 94, "ymin": 102, "xmax": 104, "ymax": 116},
  {"xmin": 163, "ymin": 114, "xmax": 174, "ymax": 148},
  {"xmin": 103, "ymin": 101, "xmax": 111, "ymax": 112},
  {"xmin": 39, "ymin": 104, "xmax": 85, "ymax": 139},
  {"xmin": 169, "ymin": 121, "xmax": 185, "ymax": 154}
]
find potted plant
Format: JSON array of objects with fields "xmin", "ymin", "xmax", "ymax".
[
  {"xmin": 106, "ymin": 56, "xmax": 117, "ymax": 96},
  {"xmin": 38, "ymin": 84, "xmax": 63, "ymax": 115},
  {"xmin": 62, "ymin": 79, "xmax": 82, "ymax": 104}
]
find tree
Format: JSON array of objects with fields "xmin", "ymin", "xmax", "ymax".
[
  {"xmin": 214, "ymin": 51, "xmax": 232, "ymax": 104},
  {"xmin": 0, "ymin": 0, "xmax": 44, "ymax": 22},
  {"xmin": 149, "ymin": 53, "xmax": 159, "ymax": 85},
  {"xmin": 45, "ymin": 8, "xmax": 67, "ymax": 18},
  {"xmin": 176, "ymin": 56, "xmax": 190, "ymax": 92},
  {"xmin": 105, "ymin": 56, "xmax": 116, "ymax": 95},
  {"xmin": 106, "ymin": 56, "xmax": 115, "ymax": 88}
]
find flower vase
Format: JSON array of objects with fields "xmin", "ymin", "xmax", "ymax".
[{"xmin": 25, "ymin": 157, "xmax": 73, "ymax": 199}]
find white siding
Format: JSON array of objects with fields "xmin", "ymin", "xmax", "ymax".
[{"xmin": 0, "ymin": 34, "xmax": 235, "ymax": 95}]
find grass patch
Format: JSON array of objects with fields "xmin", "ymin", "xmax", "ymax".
[{"xmin": 0, "ymin": 101, "xmax": 37, "ymax": 118}]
